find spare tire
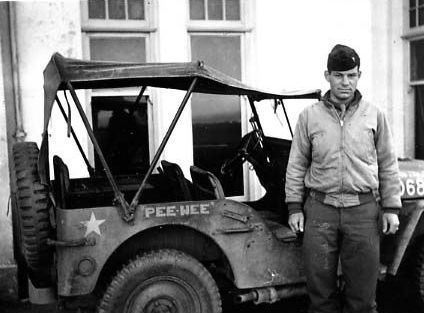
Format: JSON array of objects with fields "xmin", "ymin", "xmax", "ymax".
[{"xmin": 12, "ymin": 142, "xmax": 53, "ymax": 287}]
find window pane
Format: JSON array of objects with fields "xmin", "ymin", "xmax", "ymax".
[
  {"xmin": 411, "ymin": 39, "xmax": 424, "ymax": 80},
  {"xmin": 420, "ymin": 7, "xmax": 424, "ymax": 25},
  {"xmin": 109, "ymin": 0, "xmax": 126, "ymax": 19},
  {"xmin": 420, "ymin": 0, "xmax": 424, "ymax": 6},
  {"xmin": 88, "ymin": 0, "xmax": 106, "ymax": 19},
  {"xmin": 191, "ymin": 35, "xmax": 242, "ymax": 196},
  {"xmin": 128, "ymin": 0, "xmax": 145, "ymax": 19},
  {"xmin": 415, "ymin": 86, "xmax": 424, "ymax": 159},
  {"xmin": 208, "ymin": 0, "xmax": 223, "ymax": 20},
  {"xmin": 411, "ymin": 9, "xmax": 417, "ymax": 27},
  {"xmin": 92, "ymin": 96, "xmax": 149, "ymax": 174},
  {"xmin": 90, "ymin": 37, "xmax": 146, "ymax": 62},
  {"xmin": 190, "ymin": 0, "xmax": 205, "ymax": 20},
  {"xmin": 411, "ymin": 0, "xmax": 416, "ymax": 8},
  {"xmin": 225, "ymin": 0, "xmax": 240, "ymax": 20}
]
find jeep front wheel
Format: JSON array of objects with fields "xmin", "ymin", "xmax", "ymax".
[{"xmin": 98, "ymin": 249, "xmax": 222, "ymax": 313}]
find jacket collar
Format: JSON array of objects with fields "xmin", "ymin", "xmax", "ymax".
[{"xmin": 322, "ymin": 90, "xmax": 362, "ymax": 110}]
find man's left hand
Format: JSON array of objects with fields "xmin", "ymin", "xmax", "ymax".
[{"xmin": 382, "ymin": 213, "xmax": 400, "ymax": 235}]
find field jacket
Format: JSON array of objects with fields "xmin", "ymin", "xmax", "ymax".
[{"xmin": 285, "ymin": 91, "xmax": 402, "ymax": 213}]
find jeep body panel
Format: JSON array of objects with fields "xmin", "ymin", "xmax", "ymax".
[
  {"xmin": 385, "ymin": 200, "xmax": 424, "ymax": 275},
  {"xmin": 56, "ymin": 200, "xmax": 304, "ymax": 296}
]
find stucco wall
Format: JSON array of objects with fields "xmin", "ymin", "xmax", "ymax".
[{"xmin": 255, "ymin": 0, "xmax": 373, "ymax": 123}]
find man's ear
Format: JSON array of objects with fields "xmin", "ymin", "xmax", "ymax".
[
  {"xmin": 358, "ymin": 70, "xmax": 362, "ymax": 79},
  {"xmin": 324, "ymin": 70, "xmax": 330, "ymax": 82}
]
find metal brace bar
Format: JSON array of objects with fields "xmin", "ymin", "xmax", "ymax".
[
  {"xmin": 134, "ymin": 85, "xmax": 147, "ymax": 106},
  {"xmin": 280, "ymin": 98, "xmax": 293, "ymax": 138},
  {"xmin": 128, "ymin": 77, "xmax": 198, "ymax": 216},
  {"xmin": 66, "ymin": 82, "xmax": 132, "ymax": 221},
  {"xmin": 55, "ymin": 95, "xmax": 94, "ymax": 176}
]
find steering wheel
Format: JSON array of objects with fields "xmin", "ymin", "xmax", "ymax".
[{"xmin": 220, "ymin": 130, "xmax": 264, "ymax": 176}]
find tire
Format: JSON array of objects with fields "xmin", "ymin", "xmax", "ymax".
[
  {"xmin": 98, "ymin": 249, "xmax": 222, "ymax": 313},
  {"xmin": 12, "ymin": 142, "xmax": 53, "ymax": 286}
]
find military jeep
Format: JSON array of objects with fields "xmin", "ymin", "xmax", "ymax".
[{"xmin": 10, "ymin": 53, "xmax": 424, "ymax": 313}]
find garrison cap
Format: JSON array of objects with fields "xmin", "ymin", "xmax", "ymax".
[{"xmin": 327, "ymin": 44, "xmax": 360, "ymax": 71}]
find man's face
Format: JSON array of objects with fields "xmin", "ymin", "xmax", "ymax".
[{"xmin": 324, "ymin": 66, "xmax": 361, "ymax": 103}]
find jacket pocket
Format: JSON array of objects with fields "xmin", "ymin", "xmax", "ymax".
[{"xmin": 311, "ymin": 131, "xmax": 325, "ymax": 163}]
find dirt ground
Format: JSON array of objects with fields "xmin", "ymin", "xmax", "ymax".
[{"xmin": 0, "ymin": 280, "xmax": 419, "ymax": 313}]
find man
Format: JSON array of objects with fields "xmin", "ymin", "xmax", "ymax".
[{"xmin": 285, "ymin": 44, "xmax": 401, "ymax": 313}]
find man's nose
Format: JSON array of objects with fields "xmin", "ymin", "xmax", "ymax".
[{"xmin": 341, "ymin": 75, "xmax": 349, "ymax": 85}]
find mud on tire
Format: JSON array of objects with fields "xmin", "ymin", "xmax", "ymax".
[
  {"xmin": 98, "ymin": 249, "xmax": 222, "ymax": 313},
  {"xmin": 12, "ymin": 142, "xmax": 53, "ymax": 286}
]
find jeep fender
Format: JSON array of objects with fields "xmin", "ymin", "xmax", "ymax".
[
  {"xmin": 55, "ymin": 200, "xmax": 303, "ymax": 297},
  {"xmin": 387, "ymin": 200, "xmax": 424, "ymax": 275}
]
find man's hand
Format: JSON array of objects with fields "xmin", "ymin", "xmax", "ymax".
[
  {"xmin": 288, "ymin": 212, "xmax": 304, "ymax": 233},
  {"xmin": 382, "ymin": 213, "xmax": 400, "ymax": 235}
]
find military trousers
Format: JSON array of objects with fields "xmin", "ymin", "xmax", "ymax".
[{"xmin": 303, "ymin": 196, "xmax": 380, "ymax": 313}]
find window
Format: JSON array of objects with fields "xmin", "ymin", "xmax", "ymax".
[
  {"xmin": 88, "ymin": 0, "xmax": 145, "ymax": 20},
  {"xmin": 409, "ymin": 0, "xmax": 424, "ymax": 28},
  {"xmin": 407, "ymin": 2, "xmax": 424, "ymax": 158},
  {"xmin": 191, "ymin": 34, "xmax": 242, "ymax": 196},
  {"xmin": 81, "ymin": 0, "xmax": 153, "ymax": 31},
  {"xmin": 92, "ymin": 96, "xmax": 149, "ymax": 174},
  {"xmin": 189, "ymin": 0, "xmax": 240, "ymax": 21},
  {"xmin": 89, "ymin": 35, "xmax": 146, "ymax": 63},
  {"xmin": 411, "ymin": 39, "xmax": 424, "ymax": 81},
  {"xmin": 81, "ymin": 0, "xmax": 155, "ymax": 174},
  {"xmin": 188, "ymin": 0, "xmax": 251, "ymax": 198}
]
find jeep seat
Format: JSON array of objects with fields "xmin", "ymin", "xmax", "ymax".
[
  {"xmin": 161, "ymin": 160, "xmax": 193, "ymax": 201},
  {"xmin": 190, "ymin": 166, "xmax": 225, "ymax": 200}
]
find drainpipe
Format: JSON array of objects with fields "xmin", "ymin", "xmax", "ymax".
[{"xmin": 8, "ymin": 2, "xmax": 26, "ymax": 142}]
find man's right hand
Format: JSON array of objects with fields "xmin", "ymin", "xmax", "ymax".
[{"xmin": 288, "ymin": 212, "xmax": 304, "ymax": 233}]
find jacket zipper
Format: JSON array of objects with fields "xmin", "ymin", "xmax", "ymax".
[{"xmin": 330, "ymin": 106, "xmax": 345, "ymax": 205}]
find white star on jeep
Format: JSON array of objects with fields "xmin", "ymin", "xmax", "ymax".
[{"xmin": 81, "ymin": 212, "xmax": 105, "ymax": 237}]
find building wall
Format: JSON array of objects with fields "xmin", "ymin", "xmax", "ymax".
[{"xmin": 0, "ymin": 7, "xmax": 12, "ymax": 266}]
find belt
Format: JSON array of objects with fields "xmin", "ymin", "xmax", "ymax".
[{"xmin": 309, "ymin": 189, "xmax": 375, "ymax": 206}]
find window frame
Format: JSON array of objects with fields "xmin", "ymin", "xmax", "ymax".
[
  {"xmin": 187, "ymin": 0, "xmax": 257, "ymax": 201},
  {"xmin": 187, "ymin": 0, "xmax": 253, "ymax": 33},
  {"xmin": 403, "ymin": 0, "xmax": 424, "ymax": 39},
  {"xmin": 80, "ymin": 0, "xmax": 157, "ymax": 32},
  {"xmin": 80, "ymin": 0, "xmax": 158, "ymax": 168}
]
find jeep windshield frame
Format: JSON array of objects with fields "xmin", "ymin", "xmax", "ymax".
[{"xmin": 40, "ymin": 53, "xmax": 321, "ymax": 222}]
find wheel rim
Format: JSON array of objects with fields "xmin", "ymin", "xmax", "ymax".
[{"xmin": 125, "ymin": 275, "xmax": 202, "ymax": 313}]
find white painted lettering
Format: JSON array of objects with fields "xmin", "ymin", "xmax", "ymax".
[
  {"xmin": 166, "ymin": 206, "xmax": 176, "ymax": 216},
  {"xmin": 145, "ymin": 207, "xmax": 155, "ymax": 218},
  {"xmin": 190, "ymin": 204, "xmax": 199, "ymax": 214},
  {"xmin": 156, "ymin": 207, "xmax": 166, "ymax": 217},
  {"xmin": 180, "ymin": 205, "xmax": 190, "ymax": 216},
  {"xmin": 200, "ymin": 203, "xmax": 210, "ymax": 214}
]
